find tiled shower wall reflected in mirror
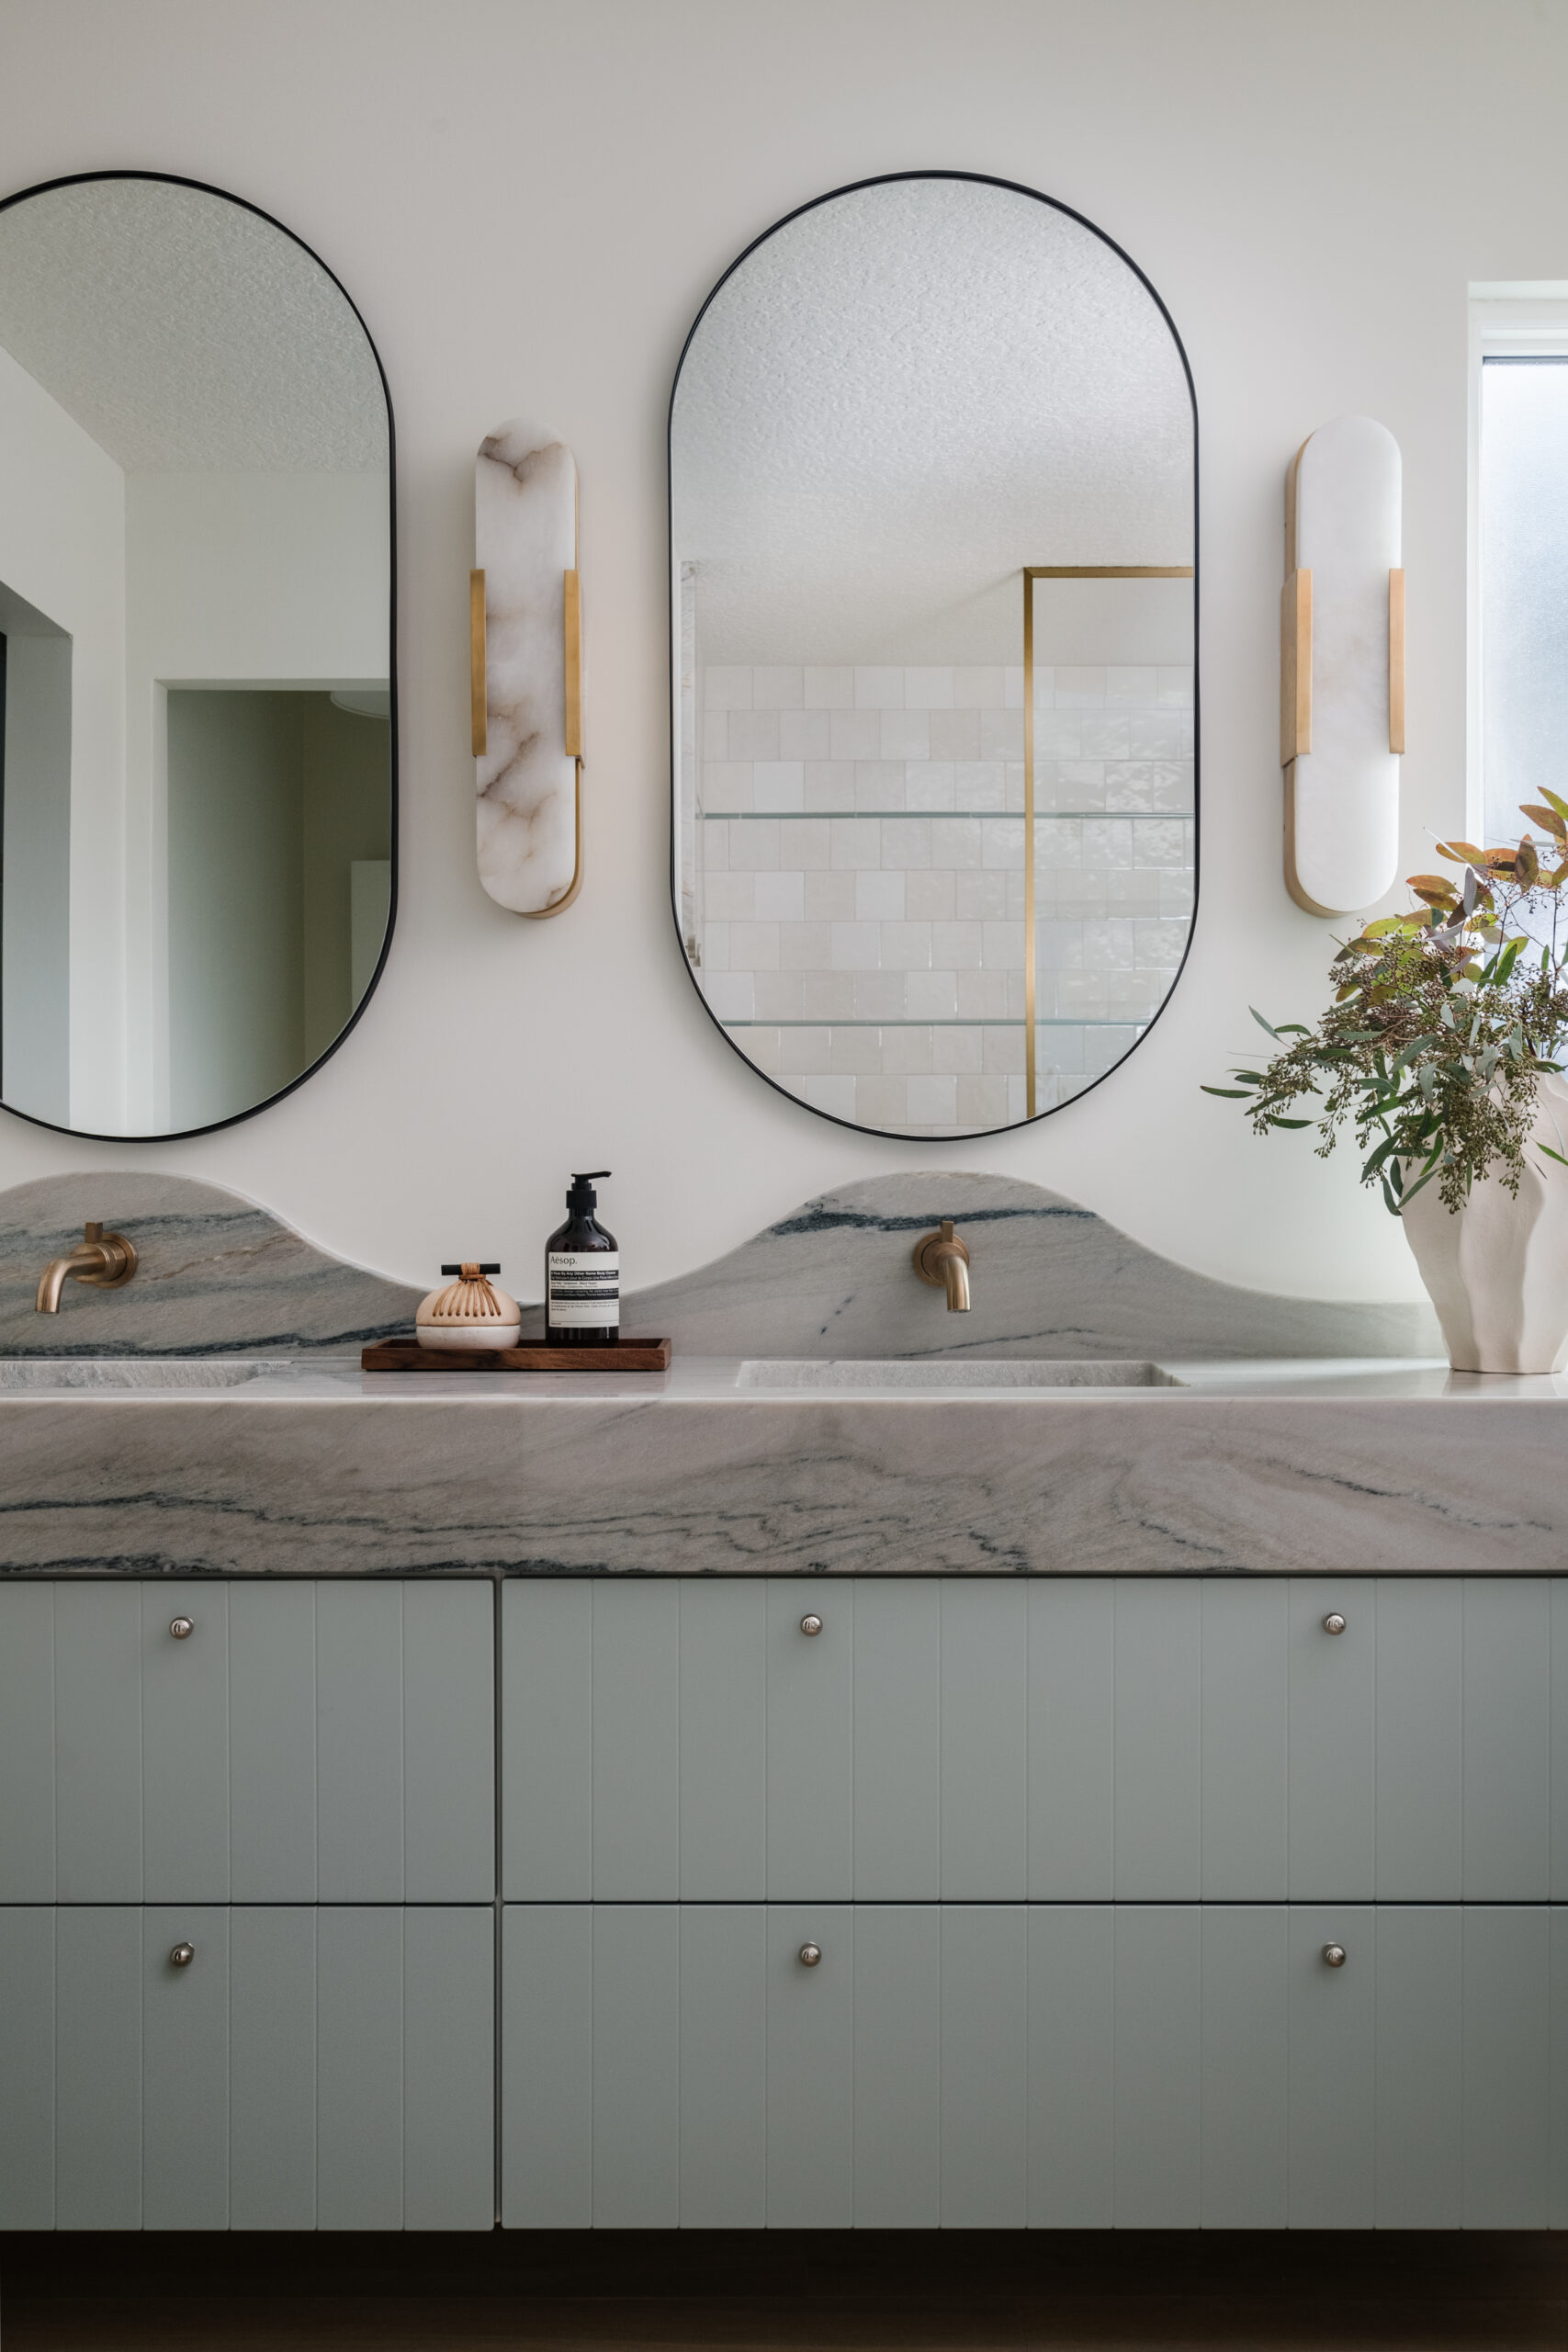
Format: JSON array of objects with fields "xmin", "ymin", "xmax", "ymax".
[{"xmin": 687, "ymin": 661, "xmax": 1193, "ymax": 1133}]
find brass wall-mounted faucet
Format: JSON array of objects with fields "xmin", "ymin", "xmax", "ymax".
[
  {"xmin": 36, "ymin": 1222, "xmax": 138, "ymax": 1314},
  {"xmin": 912, "ymin": 1219, "xmax": 971, "ymax": 1312}
]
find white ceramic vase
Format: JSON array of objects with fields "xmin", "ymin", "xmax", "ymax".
[{"xmin": 1399, "ymin": 1074, "xmax": 1568, "ymax": 1373}]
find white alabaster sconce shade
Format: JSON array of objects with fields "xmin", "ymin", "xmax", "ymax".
[
  {"xmin": 1281, "ymin": 416, "xmax": 1404, "ymax": 917},
  {"xmin": 473, "ymin": 419, "xmax": 583, "ymax": 916}
]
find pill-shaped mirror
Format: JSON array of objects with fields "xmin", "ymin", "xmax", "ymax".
[
  {"xmin": 671, "ymin": 171, "xmax": 1195, "ymax": 1137},
  {"xmin": 0, "ymin": 172, "xmax": 393, "ymax": 1138}
]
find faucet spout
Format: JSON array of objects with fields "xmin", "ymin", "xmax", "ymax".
[
  {"xmin": 911, "ymin": 1219, "xmax": 972, "ymax": 1313},
  {"xmin": 35, "ymin": 1223, "xmax": 138, "ymax": 1314}
]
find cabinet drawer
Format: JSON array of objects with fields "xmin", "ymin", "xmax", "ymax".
[
  {"xmin": 0, "ymin": 1905, "xmax": 494, "ymax": 2231},
  {"xmin": 501, "ymin": 1900, "xmax": 1568, "ymax": 2229},
  {"xmin": 501, "ymin": 1577, "xmax": 1568, "ymax": 1903},
  {"xmin": 0, "ymin": 1580, "xmax": 494, "ymax": 1903}
]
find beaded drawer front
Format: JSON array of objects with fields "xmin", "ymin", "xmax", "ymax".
[{"xmin": 501, "ymin": 1577, "xmax": 1568, "ymax": 1905}]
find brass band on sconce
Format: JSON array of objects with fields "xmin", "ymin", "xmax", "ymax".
[
  {"xmin": 1022, "ymin": 566, "xmax": 1195, "ymax": 1121},
  {"xmin": 471, "ymin": 565, "xmax": 581, "ymax": 763},
  {"xmin": 469, "ymin": 569, "xmax": 488, "ymax": 757},
  {"xmin": 564, "ymin": 569, "xmax": 582, "ymax": 759},
  {"xmin": 1280, "ymin": 564, "xmax": 1406, "ymax": 766},
  {"xmin": 1280, "ymin": 569, "xmax": 1312, "ymax": 762}
]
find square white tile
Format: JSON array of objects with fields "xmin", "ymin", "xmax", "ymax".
[
  {"xmin": 855, "ymin": 1074, "xmax": 908, "ymax": 1127},
  {"xmin": 752, "ymin": 761, "xmax": 805, "ymax": 812},
  {"xmin": 908, "ymin": 1074, "xmax": 959, "ymax": 1125},
  {"xmin": 906, "ymin": 969, "xmax": 959, "ymax": 1020},
  {"xmin": 854, "ymin": 868, "xmax": 906, "ymax": 921},
  {"xmin": 855, "ymin": 665, "xmax": 905, "ymax": 708},
  {"xmin": 904, "ymin": 666, "xmax": 954, "ymax": 709},
  {"xmin": 829, "ymin": 709, "xmax": 883, "ymax": 761},
  {"xmin": 728, "ymin": 921, "xmax": 781, "ymax": 971},
  {"xmin": 780, "ymin": 709, "xmax": 832, "ymax": 760},
  {"xmin": 751, "ymin": 665, "xmax": 804, "ymax": 709},
  {"xmin": 754, "ymin": 870, "xmax": 806, "ymax": 922},
  {"xmin": 829, "ymin": 819, "xmax": 883, "ymax": 869},
  {"xmin": 879, "ymin": 920, "xmax": 933, "ymax": 970},
  {"xmin": 728, "ymin": 708, "xmax": 780, "ymax": 760},
  {"xmin": 881, "ymin": 709, "xmax": 931, "ymax": 759},
  {"xmin": 704, "ymin": 665, "xmax": 752, "ymax": 710},
  {"xmin": 883, "ymin": 1024, "xmax": 934, "ymax": 1076},
  {"xmin": 829, "ymin": 921, "xmax": 882, "ymax": 969}
]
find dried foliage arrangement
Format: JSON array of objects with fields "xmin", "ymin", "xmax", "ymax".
[{"xmin": 1206, "ymin": 799, "xmax": 1568, "ymax": 1215}]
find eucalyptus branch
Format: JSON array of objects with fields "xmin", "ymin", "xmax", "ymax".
[{"xmin": 1204, "ymin": 800, "xmax": 1568, "ymax": 1214}]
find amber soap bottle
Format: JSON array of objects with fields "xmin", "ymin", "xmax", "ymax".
[{"xmin": 546, "ymin": 1171, "xmax": 619, "ymax": 1347}]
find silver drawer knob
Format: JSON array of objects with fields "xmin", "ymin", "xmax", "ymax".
[
  {"xmin": 798, "ymin": 1942, "xmax": 822, "ymax": 1967},
  {"xmin": 800, "ymin": 1614, "xmax": 823, "ymax": 1636},
  {"xmin": 169, "ymin": 1942, "xmax": 195, "ymax": 1968},
  {"xmin": 1322, "ymin": 1942, "xmax": 1347, "ymax": 1968},
  {"xmin": 1322, "ymin": 1612, "xmax": 1346, "ymax": 1635},
  {"xmin": 169, "ymin": 1617, "xmax": 194, "ymax": 1640}
]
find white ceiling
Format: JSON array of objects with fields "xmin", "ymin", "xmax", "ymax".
[
  {"xmin": 671, "ymin": 177, "xmax": 1193, "ymax": 663},
  {"xmin": 0, "ymin": 176, "xmax": 387, "ymax": 472}
]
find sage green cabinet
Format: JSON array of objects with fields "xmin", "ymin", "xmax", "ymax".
[
  {"xmin": 0, "ymin": 1579, "xmax": 494, "ymax": 1903},
  {"xmin": 500, "ymin": 1901, "xmax": 1568, "ymax": 2230},
  {"xmin": 500, "ymin": 1577, "xmax": 1568, "ymax": 1903},
  {"xmin": 0, "ymin": 1905, "xmax": 494, "ymax": 2231}
]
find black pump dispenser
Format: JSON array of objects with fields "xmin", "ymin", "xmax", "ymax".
[
  {"xmin": 546, "ymin": 1171, "xmax": 618, "ymax": 1348},
  {"xmin": 566, "ymin": 1171, "xmax": 606, "ymax": 1216}
]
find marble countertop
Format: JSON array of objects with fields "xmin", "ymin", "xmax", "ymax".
[
  {"xmin": 0, "ymin": 1352, "xmax": 1563, "ymax": 1579},
  {"xmin": 0, "ymin": 1352, "xmax": 1562, "ymax": 1401}
]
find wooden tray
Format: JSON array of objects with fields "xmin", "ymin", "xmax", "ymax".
[{"xmin": 361, "ymin": 1338, "xmax": 672, "ymax": 1374}]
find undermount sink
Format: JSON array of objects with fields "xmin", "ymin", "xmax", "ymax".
[
  {"xmin": 736, "ymin": 1358, "xmax": 1184, "ymax": 1390},
  {"xmin": 0, "ymin": 1358, "xmax": 281, "ymax": 1391}
]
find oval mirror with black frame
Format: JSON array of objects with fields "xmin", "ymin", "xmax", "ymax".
[
  {"xmin": 670, "ymin": 171, "xmax": 1196, "ymax": 1139},
  {"xmin": 0, "ymin": 171, "xmax": 394, "ymax": 1139}
]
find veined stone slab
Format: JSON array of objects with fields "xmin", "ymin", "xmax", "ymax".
[{"xmin": 0, "ymin": 1169, "xmax": 1439, "ymax": 1362}]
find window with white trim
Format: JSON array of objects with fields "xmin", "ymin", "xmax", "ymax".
[{"xmin": 1471, "ymin": 287, "xmax": 1568, "ymax": 852}]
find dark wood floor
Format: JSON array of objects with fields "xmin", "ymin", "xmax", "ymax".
[{"xmin": 5, "ymin": 2230, "xmax": 1568, "ymax": 2350}]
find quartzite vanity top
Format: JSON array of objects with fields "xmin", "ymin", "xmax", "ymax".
[{"xmin": 0, "ymin": 1354, "xmax": 1564, "ymax": 1580}]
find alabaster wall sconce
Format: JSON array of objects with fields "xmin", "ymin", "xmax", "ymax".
[
  {"xmin": 1280, "ymin": 415, "xmax": 1404, "ymax": 917},
  {"xmin": 473, "ymin": 419, "xmax": 583, "ymax": 916}
]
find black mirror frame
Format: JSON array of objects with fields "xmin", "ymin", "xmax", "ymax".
[
  {"xmin": 0, "ymin": 167, "xmax": 397, "ymax": 1144},
  {"xmin": 667, "ymin": 167, "xmax": 1197, "ymax": 1142}
]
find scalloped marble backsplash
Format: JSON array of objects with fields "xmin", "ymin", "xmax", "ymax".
[{"xmin": 0, "ymin": 1170, "xmax": 1440, "ymax": 1362}]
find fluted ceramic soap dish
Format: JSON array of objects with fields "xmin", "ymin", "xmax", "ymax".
[{"xmin": 415, "ymin": 1262, "xmax": 523, "ymax": 1351}]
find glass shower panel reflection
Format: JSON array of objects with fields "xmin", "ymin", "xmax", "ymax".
[
  {"xmin": 1026, "ymin": 571, "xmax": 1195, "ymax": 1118},
  {"xmin": 682, "ymin": 571, "xmax": 1193, "ymax": 1135},
  {"xmin": 682, "ymin": 581, "xmax": 1026, "ymax": 1136}
]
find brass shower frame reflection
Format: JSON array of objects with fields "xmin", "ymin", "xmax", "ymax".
[{"xmin": 1021, "ymin": 567, "xmax": 1196, "ymax": 1118}]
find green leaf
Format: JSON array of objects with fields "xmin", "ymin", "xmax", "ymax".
[
  {"xmin": 1201, "ymin": 1086, "xmax": 1254, "ymax": 1099},
  {"xmin": 1266, "ymin": 1116, "xmax": 1314, "ymax": 1129},
  {"xmin": 1397, "ymin": 1159, "xmax": 1444, "ymax": 1211},
  {"xmin": 1538, "ymin": 1144, "xmax": 1568, "ymax": 1170},
  {"xmin": 1249, "ymin": 1007, "xmax": 1281, "ymax": 1039}
]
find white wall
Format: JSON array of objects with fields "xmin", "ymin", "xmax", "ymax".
[
  {"xmin": 0, "ymin": 339, "xmax": 125, "ymax": 1129},
  {"xmin": 120, "ymin": 469, "xmax": 388, "ymax": 1125},
  {"xmin": 0, "ymin": 0, "xmax": 1557, "ymax": 1306}
]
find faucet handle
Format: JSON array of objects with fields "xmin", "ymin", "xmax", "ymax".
[{"xmin": 74, "ymin": 1227, "xmax": 137, "ymax": 1290}]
